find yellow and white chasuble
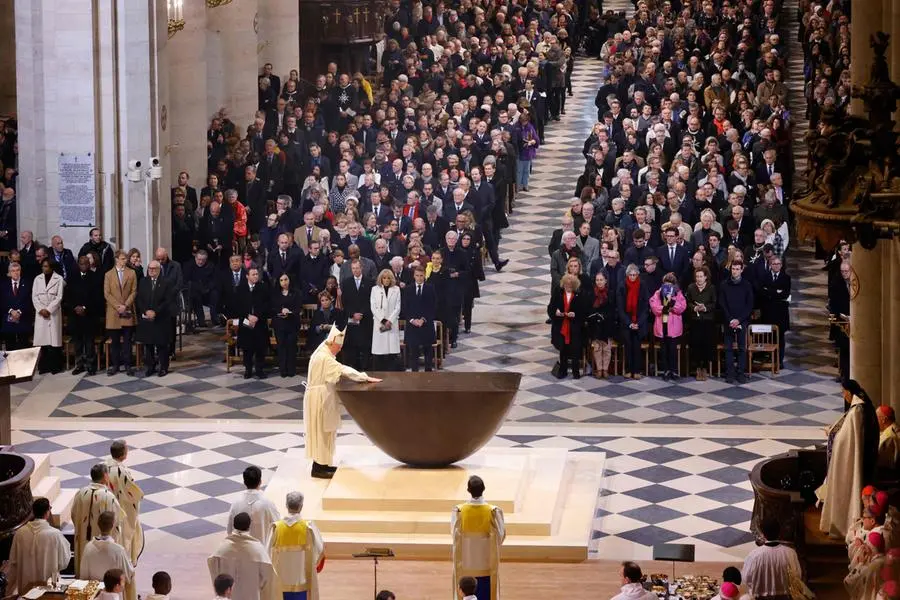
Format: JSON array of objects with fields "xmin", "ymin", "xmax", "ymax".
[
  {"xmin": 267, "ymin": 515, "xmax": 325, "ymax": 600},
  {"xmin": 303, "ymin": 340, "xmax": 369, "ymax": 466},
  {"xmin": 70, "ymin": 483, "xmax": 126, "ymax": 575},
  {"xmin": 451, "ymin": 498, "xmax": 506, "ymax": 600},
  {"xmin": 104, "ymin": 458, "xmax": 145, "ymax": 566},
  {"xmin": 878, "ymin": 423, "xmax": 900, "ymax": 471},
  {"xmin": 817, "ymin": 395, "xmax": 867, "ymax": 538}
]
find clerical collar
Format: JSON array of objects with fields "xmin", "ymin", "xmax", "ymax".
[
  {"xmin": 468, "ymin": 496, "xmax": 486, "ymax": 505},
  {"xmin": 284, "ymin": 514, "xmax": 304, "ymax": 525}
]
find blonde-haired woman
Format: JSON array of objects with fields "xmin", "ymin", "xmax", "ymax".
[
  {"xmin": 548, "ymin": 273, "xmax": 585, "ymax": 379},
  {"xmin": 370, "ymin": 269, "xmax": 402, "ymax": 370}
]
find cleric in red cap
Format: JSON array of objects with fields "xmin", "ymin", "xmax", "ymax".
[{"xmin": 878, "ymin": 405, "xmax": 900, "ymax": 471}]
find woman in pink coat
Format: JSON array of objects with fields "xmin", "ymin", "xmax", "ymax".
[{"xmin": 649, "ymin": 272, "xmax": 687, "ymax": 382}]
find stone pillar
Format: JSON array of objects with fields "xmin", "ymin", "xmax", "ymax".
[
  {"xmin": 850, "ymin": 0, "xmax": 884, "ymax": 116},
  {"xmin": 207, "ymin": 0, "xmax": 259, "ymax": 131},
  {"xmin": 0, "ymin": 0, "xmax": 16, "ymax": 116},
  {"xmin": 258, "ymin": 0, "xmax": 300, "ymax": 87},
  {"xmin": 168, "ymin": 0, "xmax": 208, "ymax": 190},
  {"xmin": 850, "ymin": 244, "xmax": 884, "ymax": 403}
]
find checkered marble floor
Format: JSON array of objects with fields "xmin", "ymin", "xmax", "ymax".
[{"xmin": 8, "ymin": 55, "xmax": 839, "ymax": 561}]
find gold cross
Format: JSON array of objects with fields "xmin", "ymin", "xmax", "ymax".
[
  {"xmin": 353, "ymin": 7, "xmax": 360, "ymax": 23},
  {"xmin": 362, "ymin": 6, "xmax": 369, "ymax": 22},
  {"xmin": 334, "ymin": 8, "xmax": 342, "ymax": 21}
]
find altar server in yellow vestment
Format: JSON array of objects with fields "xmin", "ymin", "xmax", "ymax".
[
  {"xmin": 104, "ymin": 440, "xmax": 144, "ymax": 567},
  {"xmin": 267, "ymin": 491, "xmax": 326, "ymax": 600},
  {"xmin": 71, "ymin": 463, "xmax": 126, "ymax": 575},
  {"xmin": 303, "ymin": 326, "xmax": 381, "ymax": 479},
  {"xmin": 451, "ymin": 475, "xmax": 506, "ymax": 600},
  {"xmin": 80, "ymin": 511, "xmax": 137, "ymax": 600},
  {"xmin": 6, "ymin": 497, "xmax": 70, "ymax": 596}
]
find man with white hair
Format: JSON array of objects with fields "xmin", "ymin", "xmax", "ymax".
[
  {"xmin": 303, "ymin": 326, "xmax": 381, "ymax": 479},
  {"xmin": 268, "ymin": 492, "xmax": 326, "ymax": 600}
]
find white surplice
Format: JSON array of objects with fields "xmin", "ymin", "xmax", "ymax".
[
  {"xmin": 71, "ymin": 483, "xmax": 126, "ymax": 574},
  {"xmin": 742, "ymin": 543, "xmax": 803, "ymax": 598},
  {"xmin": 227, "ymin": 489, "xmax": 281, "ymax": 547},
  {"xmin": 80, "ymin": 536, "xmax": 136, "ymax": 600},
  {"xmin": 450, "ymin": 497, "xmax": 506, "ymax": 600},
  {"xmin": 104, "ymin": 458, "xmax": 145, "ymax": 565},
  {"xmin": 7, "ymin": 519, "xmax": 71, "ymax": 595},
  {"xmin": 207, "ymin": 531, "xmax": 276, "ymax": 600},
  {"xmin": 817, "ymin": 395, "xmax": 867, "ymax": 538},
  {"xmin": 303, "ymin": 341, "xmax": 369, "ymax": 466}
]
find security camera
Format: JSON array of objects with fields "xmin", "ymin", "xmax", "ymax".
[
  {"xmin": 148, "ymin": 156, "xmax": 162, "ymax": 180},
  {"xmin": 126, "ymin": 159, "xmax": 143, "ymax": 182},
  {"xmin": 127, "ymin": 159, "xmax": 142, "ymax": 171}
]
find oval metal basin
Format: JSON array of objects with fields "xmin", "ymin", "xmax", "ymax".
[{"xmin": 335, "ymin": 371, "xmax": 521, "ymax": 467}]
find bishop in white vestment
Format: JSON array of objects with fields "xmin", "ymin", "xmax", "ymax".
[
  {"xmin": 105, "ymin": 441, "xmax": 145, "ymax": 566},
  {"xmin": 267, "ymin": 492, "xmax": 326, "ymax": 600},
  {"xmin": 208, "ymin": 512, "xmax": 276, "ymax": 600},
  {"xmin": 6, "ymin": 498, "xmax": 70, "ymax": 595},
  {"xmin": 303, "ymin": 327, "xmax": 380, "ymax": 478},
  {"xmin": 877, "ymin": 406, "xmax": 900, "ymax": 471},
  {"xmin": 80, "ymin": 511, "xmax": 136, "ymax": 600},
  {"xmin": 451, "ymin": 476, "xmax": 506, "ymax": 600},
  {"xmin": 71, "ymin": 464, "xmax": 126, "ymax": 574},
  {"xmin": 227, "ymin": 465, "xmax": 281, "ymax": 547}
]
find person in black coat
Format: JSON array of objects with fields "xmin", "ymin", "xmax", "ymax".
[
  {"xmin": 65, "ymin": 256, "xmax": 102, "ymax": 374},
  {"xmin": 183, "ymin": 251, "xmax": 221, "ymax": 329},
  {"xmin": 758, "ymin": 256, "xmax": 791, "ymax": 369},
  {"xmin": 306, "ymin": 291, "xmax": 346, "ymax": 352},
  {"xmin": 828, "ymin": 260, "xmax": 852, "ymax": 381},
  {"xmin": 585, "ymin": 271, "xmax": 617, "ymax": 379},
  {"xmin": 267, "ymin": 233, "xmax": 303, "ymax": 288},
  {"xmin": 234, "ymin": 267, "xmax": 271, "ymax": 379},
  {"xmin": 0, "ymin": 262, "xmax": 33, "ymax": 350},
  {"xmin": 719, "ymin": 261, "xmax": 755, "ymax": 383},
  {"xmin": 617, "ymin": 265, "xmax": 651, "ymax": 379},
  {"xmin": 239, "ymin": 166, "xmax": 267, "ymax": 235},
  {"xmin": 402, "ymin": 268, "xmax": 437, "ymax": 371},
  {"xmin": 299, "ymin": 241, "xmax": 330, "ymax": 305},
  {"xmin": 49, "ymin": 236, "xmax": 77, "ymax": 282},
  {"xmin": 135, "ymin": 261, "xmax": 175, "ymax": 377},
  {"xmin": 200, "ymin": 201, "xmax": 233, "ymax": 269},
  {"xmin": 460, "ymin": 232, "xmax": 484, "ymax": 334},
  {"xmin": 0, "ymin": 190, "xmax": 17, "ymax": 252},
  {"xmin": 271, "ymin": 273, "xmax": 301, "ymax": 377},
  {"xmin": 340, "ymin": 259, "xmax": 373, "ymax": 371},
  {"xmin": 656, "ymin": 227, "xmax": 691, "ymax": 281},
  {"xmin": 440, "ymin": 232, "xmax": 469, "ymax": 348},
  {"xmin": 549, "ymin": 274, "xmax": 587, "ymax": 379}
]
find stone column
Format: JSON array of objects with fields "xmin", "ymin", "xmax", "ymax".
[
  {"xmin": 258, "ymin": 0, "xmax": 300, "ymax": 87},
  {"xmin": 850, "ymin": 244, "xmax": 884, "ymax": 403},
  {"xmin": 168, "ymin": 0, "xmax": 208, "ymax": 189},
  {"xmin": 207, "ymin": 0, "xmax": 259, "ymax": 131},
  {"xmin": 0, "ymin": 0, "xmax": 16, "ymax": 116},
  {"xmin": 850, "ymin": 0, "xmax": 884, "ymax": 116}
]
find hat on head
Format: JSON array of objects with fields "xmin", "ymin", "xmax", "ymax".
[
  {"xmin": 719, "ymin": 582, "xmax": 740, "ymax": 599},
  {"xmin": 326, "ymin": 327, "xmax": 345, "ymax": 346},
  {"xmin": 863, "ymin": 485, "xmax": 876, "ymax": 498},
  {"xmin": 876, "ymin": 491, "xmax": 890, "ymax": 510},
  {"xmin": 878, "ymin": 405, "xmax": 896, "ymax": 421}
]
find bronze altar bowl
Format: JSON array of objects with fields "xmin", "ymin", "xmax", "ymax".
[
  {"xmin": 335, "ymin": 371, "xmax": 521, "ymax": 467},
  {"xmin": 0, "ymin": 452, "xmax": 35, "ymax": 560}
]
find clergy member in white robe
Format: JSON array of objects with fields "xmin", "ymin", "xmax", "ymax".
[
  {"xmin": 743, "ymin": 517, "xmax": 808, "ymax": 600},
  {"xmin": 105, "ymin": 440, "xmax": 145, "ymax": 566},
  {"xmin": 877, "ymin": 406, "xmax": 900, "ymax": 471},
  {"xmin": 451, "ymin": 475, "xmax": 506, "ymax": 600},
  {"xmin": 71, "ymin": 463, "xmax": 126, "ymax": 575},
  {"xmin": 227, "ymin": 465, "xmax": 281, "ymax": 547},
  {"xmin": 817, "ymin": 381, "xmax": 880, "ymax": 538},
  {"xmin": 7, "ymin": 497, "xmax": 70, "ymax": 595},
  {"xmin": 208, "ymin": 512, "xmax": 276, "ymax": 600},
  {"xmin": 268, "ymin": 491, "xmax": 326, "ymax": 600},
  {"xmin": 80, "ymin": 511, "xmax": 136, "ymax": 600},
  {"xmin": 303, "ymin": 326, "xmax": 380, "ymax": 478}
]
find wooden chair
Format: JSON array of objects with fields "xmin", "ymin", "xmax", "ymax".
[
  {"xmin": 399, "ymin": 319, "xmax": 444, "ymax": 370},
  {"xmin": 104, "ymin": 338, "xmax": 143, "ymax": 369},
  {"xmin": 299, "ymin": 304, "xmax": 317, "ymax": 354},
  {"xmin": 224, "ymin": 320, "xmax": 240, "ymax": 372},
  {"xmin": 748, "ymin": 324, "xmax": 780, "ymax": 374}
]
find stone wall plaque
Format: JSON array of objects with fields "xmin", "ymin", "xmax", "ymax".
[{"xmin": 58, "ymin": 152, "xmax": 96, "ymax": 227}]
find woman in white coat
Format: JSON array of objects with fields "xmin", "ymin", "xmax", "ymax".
[
  {"xmin": 32, "ymin": 258, "xmax": 66, "ymax": 373},
  {"xmin": 370, "ymin": 268, "xmax": 402, "ymax": 371}
]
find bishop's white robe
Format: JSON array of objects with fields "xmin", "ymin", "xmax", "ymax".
[
  {"xmin": 817, "ymin": 395, "xmax": 867, "ymax": 538},
  {"xmin": 267, "ymin": 515, "xmax": 325, "ymax": 600},
  {"xmin": 208, "ymin": 531, "xmax": 277, "ymax": 600},
  {"xmin": 80, "ymin": 536, "xmax": 136, "ymax": 600},
  {"xmin": 845, "ymin": 554, "xmax": 885, "ymax": 600},
  {"xmin": 451, "ymin": 498, "xmax": 506, "ymax": 600},
  {"xmin": 105, "ymin": 458, "xmax": 145, "ymax": 565},
  {"xmin": 303, "ymin": 342, "xmax": 369, "ymax": 466},
  {"xmin": 227, "ymin": 489, "xmax": 281, "ymax": 547},
  {"xmin": 71, "ymin": 483, "xmax": 126, "ymax": 574},
  {"xmin": 7, "ymin": 519, "xmax": 71, "ymax": 595},
  {"xmin": 878, "ymin": 423, "xmax": 900, "ymax": 471}
]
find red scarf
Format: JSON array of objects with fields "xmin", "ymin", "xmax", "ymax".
[
  {"xmin": 560, "ymin": 291, "xmax": 573, "ymax": 344},
  {"xmin": 625, "ymin": 277, "xmax": 641, "ymax": 324},
  {"xmin": 593, "ymin": 285, "xmax": 607, "ymax": 309}
]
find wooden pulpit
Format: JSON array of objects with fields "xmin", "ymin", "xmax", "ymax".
[
  {"xmin": 299, "ymin": 0, "xmax": 386, "ymax": 81},
  {"xmin": 0, "ymin": 347, "xmax": 40, "ymax": 446}
]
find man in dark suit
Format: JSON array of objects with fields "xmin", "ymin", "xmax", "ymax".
[
  {"xmin": 402, "ymin": 268, "xmax": 437, "ymax": 371},
  {"xmin": 135, "ymin": 260, "xmax": 176, "ymax": 377},
  {"xmin": 49, "ymin": 235, "xmax": 77, "ymax": 282},
  {"xmin": 171, "ymin": 171, "xmax": 198, "ymax": 212},
  {"xmin": 828, "ymin": 260, "xmax": 852, "ymax": 380},
  {"xmin": 758, "ymin": 255, "xmax": 791, "ymax": 369},
  {"xmin": 183, "ymin": 250, "xmax": 221, "ymax": 329},
  {"xmin": 440, "ymin": 231, "xmax": 469, "ymax": 348},
  {"xmin": 234, "ymin": 267, "xmax": 271, "ymax": 379},
  {"xmin": 339, "ymin": 221, "xmax": 375, "ymax": 260},
  {"xmin": 354, "ymin": 114, "xmax": 379, "ymax": 157},
  {"xmin": 239, "ymin": 165, "xmax": 266, "ymax": 235},
  {"xmin": 257, "ymin": 139, "xmax": 285, "ymax": 201},
  {"xmin": 443, "ymin": 188, "xmax": 475, "ymax": 226},
  {"xmin": 340, "ymin": 259, "xmax": 373, "ymax": 371},
  {"xmin": 267, "ymin": 233, "xmax": 303, "ymax": 288},
  {"xmin": 200, "ymin": 201, "xmax": 233, "ymax": 269},
  {"xmin": 372, "ymin": 238, "xmax": 393, "ymax": 273},
  {"xmin": 468, "ymin": 166, "xmax": 508, "ymax": 272},
  {"xmin": 370, "ymin": 191, "xmax": 393, "ymax": 226},
  {"xmin": 260, "ymin": 63, "xmax": 281, "ymax": 100},
  {"xmin": 65, "ymin": 255, "xmax": 103, "ymax": 374},
  {"xmin": 220, "ymin": 254, "xmax": 248, "ymax": 323},
  {"xmin": 0, "ymin": 187, "xmax": 17, "ymax": 252},
  {"xmin": 655, "ymin": 227, "xmax": 690, "ymax": 280},
  {"xmin": 19, "ymin": 230, "xmax": 39, "ymax": 282},
  {"xmin": 298, "ymin": 240, "xmax": 330, "ymax": 305},
  {"xmin": 0, "ymin": 262, "xmax": 33, "ymax": 350}
]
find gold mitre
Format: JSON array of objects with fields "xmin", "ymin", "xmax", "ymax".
[{"xmin": 326, "ymin": 326, "xmax": 346, "ymax": 345}]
